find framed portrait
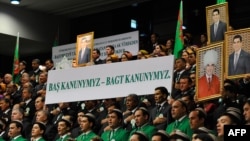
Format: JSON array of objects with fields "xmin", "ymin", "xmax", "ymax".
[
  {"xmin": 206, "ymin": 2, "xmax": 229, "ymax": 44},
  {"xmin": 196, "ymin": 42, "xmax": 224, "ymax": 102},
  {"xmin": 76, "ymin": 32, "xmax": 94, "ymax": 67},
  {"xmin": 225, "ymin": 28, "xmax": 250, "ymax": 79}
]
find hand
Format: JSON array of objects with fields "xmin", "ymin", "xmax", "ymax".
[
  {"xmin": 244, "ymin": 74, "xmax": 250, "ymax": 81},
  {"xmin": 103, "ymin": 125, "xmax": 112, "ymax": 131},
  {"xmin": 142, "ymin": 101, "xmax": 151, "ymax": 107},
  {"xmin": 124, "ymin": 115, "xmax": 134, "ymax": 123},
  {"xmin": 153, "ymin": 117, "xmax": 166, "ymax": 124},
  {"xmin": 50, "ymin": 108, "xmax": 60, "ymax": 115},
  {"xmin": 101, "ymin": 118, "xmax": 108, "ymax": 124},
  {"xmin": 123, "ymin": 110, "xmax": 132, "ymax": 116},
  {"xmin": 174, "ymin": 83, "xmax": 180, "ymax": 89}
]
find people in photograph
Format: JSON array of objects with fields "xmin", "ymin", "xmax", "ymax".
[
  {"xmin": 78, "ymin": 37, "xmax": 91, "ymax": 65},
  {"xmin": 228, "ymin": 34, "xmax": 250, "ymax": 75},
  {"xmin": 210, "ymin": 8, "xmax": 227, "ymax": 43},
  {"xmin": 198, "ymin": 49, "xmax": 220, "ymax": 99},
  {"xmin": 92, "ymin": 49, "xmax": 104, "ymax": 65}
]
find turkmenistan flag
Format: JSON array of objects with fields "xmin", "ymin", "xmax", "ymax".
[
  {"xmin": 173, "ymin": 0, "xmax": 184, "ymax": 59},
  {"xmin": 217, "ymin": 0, "xmax": 226, "ymax": 4},
  {"xmin": 12, "ymin": 32, "xmax": 19, "ymax": 76}
]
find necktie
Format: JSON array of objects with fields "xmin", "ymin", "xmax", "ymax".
[
  {"xmin": 174, "ymin": 121, "xmax": 179, "ymax": 128},
  {"xmin": 157, "ymin": 105, "xmax": 161, "ymax": 113},
  {"xmin": 208, "ymin": 77, "xmax": 211, "ymax": 89},
  {"xmin": 81, "ymin": 48, "xmax": 85, "ymax": 60},
  {"xmin": 110, "ymin": 130, "xmax": 114, "ymax": 140},
  {"xmin": 82, "ymin": 134, "xmax": 86, "ymax": 140},
  {"xmin": 214, "ymin": 23, "xmax": 218, "ymax": 36},
  {"xmin": 176, "ymin": 72, "xmax": 180, "ymax": 82},
  {"xmin": 234, "ymin": 53, "xmax": 239, "ymax": 69},
  {"xmin": 208, "ymin": 77, "xmax": 211, "ymax": 84}
]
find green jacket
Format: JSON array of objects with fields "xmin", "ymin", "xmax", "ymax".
[
  {"xmin": 129, "ymin": 123, "xmax": 157, "ymax": 139},
  {"xmin": 10, "ymin": 135, "xmax": 27, "ymax": 141},
  {"xmin": 166, "ymin": 115, "xmax": 193, "ymax": 139},
  {"xmin": 0, "ymin": 137, "xmax": 5, "ymax": 141},
  {"xmin": 55, "ymin": 134, "xmax": 71, "ymax": 141},
  {"xmin": 76, "ymin": 131, "xmax": 97, "ymax": 141},
  {"xmin": 101, "ymin": 127, "xmax": 129, "ymax": 141},
  {"xmin": 35, "ymin": 137, "xmax": 46, "ymax": 141}
]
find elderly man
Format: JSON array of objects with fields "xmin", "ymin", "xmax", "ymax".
[{"xmin": 198, "ymin": 49, "xmax": 220, "ymax": 99}]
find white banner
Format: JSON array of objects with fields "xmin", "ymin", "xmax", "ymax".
[
  {"xmin": 45, "ymin": 56, "xmax": 174, "ymax": 104},
  {"xmin": 52, "ymin": 31, "xmax": 139, "ymax": 64},
  {"xmin": 94, "ymin": 30, "xmax": 139, "ymax": 59},
  {"xmin": 52, "ymin": 44, "xmax": 76, "ymax": 64}
]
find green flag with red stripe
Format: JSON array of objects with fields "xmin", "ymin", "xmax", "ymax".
[
  {"xmin": 12, "ymin": 32, "xmax": 19, "ymax": 76},
  {"xmin": 217, "ymin": 0, "xmax": 226, "ymax": 4},
  {"xmin": 173, "ymin": 0, "xmax": 184, "ymax": 59}
]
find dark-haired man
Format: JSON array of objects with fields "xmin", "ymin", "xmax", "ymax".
[
  {"xmin": 210, "ymin": 8, "xmax": 227, "ymax": 43},
  {"xmin": 228, "ymin": 34, "xmax": 250, "ymax": 75},
  {"xmin": 93, "ymin": 49, "xmax": 104, "ymax": 65},
  {"xmin": 8, "ymin": 120, "xmax": 27, "ymax": 141},
  {"xmin": 101, "ymin": 109, "xmax": 129, "ymax": 141},
  {"xmin": 150, "ymin": 86, "xmax": 172, "ymax": 130},
  {"xmin": 76, "ymin": 113, "xmax": 98, "ymax": 141},
  {"xmin": 166, "ymin": 100, "xmax": 193, "ymax": 138}
]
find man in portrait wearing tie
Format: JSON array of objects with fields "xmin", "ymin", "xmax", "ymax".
[
  {"xmin": 210, "ymin": 8, "xmax": 227, "ymax": 43},
  {"xmin": 77, "ymin": 37, "xmax": 91, "ymax": 65},
  {"xmin": 228, "ymin": 34, "xmax": 250, "ymax": 75},
  {"xmin": 198, "ymin": 49, "xmax": 220, "ymax": 99}
]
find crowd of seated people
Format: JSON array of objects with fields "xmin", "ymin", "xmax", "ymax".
[{"xmin": 0, "ymin": 32, "xmax": 250, "ymax": 141}]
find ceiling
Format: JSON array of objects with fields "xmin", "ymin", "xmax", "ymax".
[
  {"xmin": 0, "ymin": 0, "xmax": 146, "ymax": 18},
  {"xmin": 1, "ymin": 0, "xmax": 250, "ymax": 58},
  {"xmin": 0, "ymin": 0, "xmax": 149, "ymax": 57}
]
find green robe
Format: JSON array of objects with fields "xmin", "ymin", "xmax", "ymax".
[
  {"xmin": 129, "ymin": 123, "xmax": 157, "ymax": 139},
  {"xmin": 0, "ymin": 137, "xmax": 5, "ymax": 141},
  {"xmin": 101, "ymin": 127, "xmax": 129, "ymax": 141},
  {"xmin": 11, "ymin": 135, "xmax": 27, "ymax": 141},
  {"xmin": 34, "ymin": 137, "xmax": 46, "ymax": 141},
  {"xmin": 166, "ymin": 115, "xmax": 193, "ymax": 139},
  {"xmin": 55, "ymin": 134, "xmax": 71, "ymax": 141},
  {"xmin": 76, "ymin": 131, "xmax": 97, "ymax": 141}
]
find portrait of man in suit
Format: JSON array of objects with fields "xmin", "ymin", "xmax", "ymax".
[
  {"xmin": 210, "ymin": 8, "xmax": 227, "ymax": 43},
  {"xmin": 228, "ymin": 34, "xmax": 250, "ymax": 76},
  {"xmin": 198, "ymin": 49, "xmax": 220, "ymax": 99},
  {"xmin": 77, "ymin": 37, "xmax": 91, "ymax": 65}
]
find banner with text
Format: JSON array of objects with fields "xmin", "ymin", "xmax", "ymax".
[
  {"xmin": 45, "ymin": 55, "xmax": 174, "ymax": 104},
  {"xmin": 52, "ymin": 30, "xmax": 139, "ymax": 64},
  {"xmin": 94, "ymin": 30, "xmax": 139, "ymax": 59}
]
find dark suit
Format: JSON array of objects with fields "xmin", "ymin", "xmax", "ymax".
[
  {"xmin": 172, "ymin": 69, "xmax": 190, "ymax": 95},
  {"xmin": 149, "ymin": 102, "xmax": 172, "ymax": 130},
  {"xmin": 210, "ymin": 21, "xmax": 227, "ymax": 43},
  {"xmin": 228, "ymin": 49, "xmax": 250, "ymax": 75},
  {"xmin": 94, "ymin": 58, "xmax": 104, "ymax": 65},
  {"xmin": 78, "ymin": 47, "xmax": 91, "ymax": 64}
]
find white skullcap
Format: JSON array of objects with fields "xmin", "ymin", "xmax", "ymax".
[{"xmin": 203, "ymin": 49, "xmax": 218, "ymax": 67}]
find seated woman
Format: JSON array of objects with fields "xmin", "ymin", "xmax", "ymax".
[{"xmin": 150, "ymin": 45, "xmax": 166, "ymax": 57}]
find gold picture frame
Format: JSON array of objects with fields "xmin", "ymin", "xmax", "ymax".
[
  {"xmin": 76, "ymin": 32, "xmax": 94, "ymax": 67},
  {"xmin": 206, "ymin": 2, "xmax": 229, "ymax": 44},
  {"xmin": 225, "ymin": 28, "xmax": 250, "ymax": 79},
  {"xmin": 196, "ymin": 42, "xmax": 224, "ymax": 102}
]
